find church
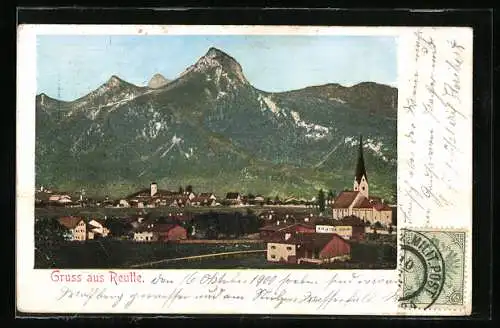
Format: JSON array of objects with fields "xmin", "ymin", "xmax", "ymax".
[{"xmin": 331, "ymin": 135, "xmax": 394, "ymax": 227}]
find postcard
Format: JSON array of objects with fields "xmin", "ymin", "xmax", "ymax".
[{"xmin": 16, "ymin": 25, "xmax": 473, "ymax": 316}]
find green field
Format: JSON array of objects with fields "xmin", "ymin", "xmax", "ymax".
[{"xmin": 35, "ymin": 238, "xmax": 396, "ymax": 270}]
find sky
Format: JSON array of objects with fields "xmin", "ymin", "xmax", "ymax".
[{"xmin": 37, "ymin": 35, "xmax": 397, "ymax": 101}]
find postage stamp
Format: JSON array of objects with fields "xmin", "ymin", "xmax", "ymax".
[
  {"xmin": 16, "ymin": 24, "xmax": 473, "ymax": 316},
  {"xmin": 399, "ymin": 229, "xmax": 466, "ymax": 311}
]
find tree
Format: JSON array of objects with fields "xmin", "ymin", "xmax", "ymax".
[
  {"xmin": 35, "ymin": 217, "xmax": 67, "ymax": 246},
  {"xmin": 391, "ymin": 183, "xmax": 397, "ymax": 204},
  {"xmin": 317, "ymin": 189, "xmax": 326, "ymax": 212},
  {"xmin": 327, "ymin": 189, "xmax": 335, "ymax": 200},
  {"xmin": 34, "ymin": 217, "xmax": 68, "ymax": 268},
  {"xmin": 178, "ymin": 186, "xmax": 184, "ymax": 194},
  {"xmin": 185, "ymin": 185, "xmax": 193, "ymax": 193}
]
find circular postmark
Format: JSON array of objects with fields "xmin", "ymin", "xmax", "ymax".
[{"xmin": 399, "ymin": 230, "xmax": 445, "ymax": 310}]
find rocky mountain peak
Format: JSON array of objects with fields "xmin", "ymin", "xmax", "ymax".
[
  {"xmin": 106, "ymin": 75, "xmax": 124, "ymax": 88},
  {"xmin": 180, "ymin": 47, "xmax": 248, "ymax": 85},
  {"xmin": 148, "ymin": 73, "xmax": 170, "ymax": 89},
  {"xmin": 205, "ymin": 47, "xmax": 227, "ymax": 58},
  {"xmin": 35, "ymin": 48, "xmax": 396, "ymax": 200}
]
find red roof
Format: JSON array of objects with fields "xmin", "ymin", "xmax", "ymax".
[
  {"xmin": 373, "ymin": 202, "xmax": 392, "ymax": 211},
  {"xmin": 355, "ymin": 197, "xmax": 373, "ymax": 209},
  {"xmin": 332, "ymin": 191, "xmax": 359, "ymax": 208},
  {"xmin": 270, "ymin": 233, "xmax": 347, "ymax": 249},
  {"xmin": 353, "ymin": 196, "xmax": 391, "ymax": 211},
  {"xmin": 58, "ymin": 216, "xmax": 84, "ymax": 229}
]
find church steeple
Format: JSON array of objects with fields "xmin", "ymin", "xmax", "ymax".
[{"xmin": 353, "ymin": 135, "xmax": 369, "ymax": 197}]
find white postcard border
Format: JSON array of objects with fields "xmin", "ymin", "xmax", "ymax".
[{"xmin": 16, "ymin": 25, "xmax": 473, "ymax": 316}]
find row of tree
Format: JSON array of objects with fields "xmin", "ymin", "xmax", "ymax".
[
  {"xmin": 317, "ymin": 189, "xmax": 338, "ymax": 212},
  {"xmin": 191, "ymin": 211, "xmax": 261, "ymax": 239}
]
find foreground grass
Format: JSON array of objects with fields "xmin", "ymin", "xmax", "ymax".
[{"xmin": 35, "ymin": 238, "xmax": 396, "ymax": 270}]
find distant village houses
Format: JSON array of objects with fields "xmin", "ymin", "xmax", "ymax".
[
  {"xmin": 122, "ymin": 182, "xmax": 217, "ymax": 208},
  {"xmin": 225, "ymin": 192, "xmax": 242, "ymax": 206},
  {"xmin": 35, "ymin": 186, "xmax": 75, "ymax": 207}
]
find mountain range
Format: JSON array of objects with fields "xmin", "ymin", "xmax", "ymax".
[{"xmin": 35, "ymin": 47, "xmax": 397, "ymax": 200}]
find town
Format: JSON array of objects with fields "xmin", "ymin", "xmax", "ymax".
[{"xmin": 34, "ymin": 136, "xmax": 397, "ymax": 269}]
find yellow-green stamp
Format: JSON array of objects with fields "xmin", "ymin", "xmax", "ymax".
[{"xmin": 399, "ymin": 229, "xmax": 466, "ymax": 310}]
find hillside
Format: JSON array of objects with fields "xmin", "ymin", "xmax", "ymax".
[{"xmin": 35, "ymin": 47, "xmax": 397, "ymax": 200}]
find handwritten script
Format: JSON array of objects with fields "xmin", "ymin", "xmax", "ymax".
[
  {"xmin": 53, "ymin": 270, "xmax": 398, "ymax": 311},
  {"xmin": 400, "ymin": 28, "xmax": 470, "ymax": 226}
]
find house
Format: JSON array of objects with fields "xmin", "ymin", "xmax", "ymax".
[
  {"xmin": 259, "ymin": 222, "xmax": 315, "ymax": 241},
  {"xmin": 126, "ymin": 182, "xmax": 181, "ymax": 207},
  {"xmin": 119, "ymin": 199, "xmax": 130, "ymax": 208},
  {"xmin": 331, "ymin": 135, "xmax": 394, "ymax": 226},
  {"xmin": 48, "ymin": 193, "xmax": 73, "ymax": 205},
  {"xmin": 316, "ymin": 225, "xmax": 337, "ymax": 234},
  {"xmin": 155, "ymin": 224, "xmax": 188, "ymax": 241},
  {"xmin": 102, "ymin": 197, "xmax": 115, "ymax": 208},
  {"xmin": 133, "ymin": 223, "xmax": 187, "ymax": 242},
  {"xmin": 267, "ymin": 233, "xmax": 351, "ymax": 264},
  {"xmin": 58, "ymin": 216, "xmax": 88, "ymax": 241},
  {"xmin": 87, "ymin": 218, "xmax": 110, "ymax": 238},
  {"xmin": 199, "ymin": 192, "xmax": 217, "ymax": 201},
  {"xmin": 253, "ymin": 195, "xmax": 265, "ymax": 205},
  {"xmin": 317, "ymin": 216, "xmax": 367, "ymax": 241},
  {"xmin": 225, "ymin": 192, "xmax": 242, "ymax": 205},
  {"xmin": 173, "ymin": 197, "xmax": 191, "ymax": 208},
  {"xmin": 191, "ymin": 195, "xmax": 217, "ymax": 207},
  {"xmin": 296, "ymin": 233, "xmax": 351, "ymax": 264},
  {"xmin": 133, "ymin": 224, "xmax": 157, "ymax": 242},
  {"xmin": 183, "ymin": 191, "xmax": 196, "ymax": 201}
]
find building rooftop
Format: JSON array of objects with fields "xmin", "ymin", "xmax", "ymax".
[
  {"xmin": 332, "ymin": 191, "xmax": 360, "ymax": 208},
  {"xmin": 58, "ymin": 216, "xmax": 84, "ymax": 229},
  {"xmin": 269, "ymin": 232, "xmax": 347, "ymax": 249}
]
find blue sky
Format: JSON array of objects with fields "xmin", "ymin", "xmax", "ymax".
[{"xmin": 37, "ymin": 35, "xmax": 397, "ymax": 101}]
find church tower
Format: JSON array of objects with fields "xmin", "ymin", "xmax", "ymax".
[{"xmin": 353, "ymin": 135, "xmax": 369, "ymax": 198}]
